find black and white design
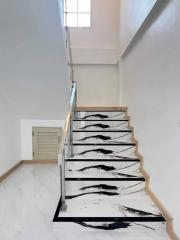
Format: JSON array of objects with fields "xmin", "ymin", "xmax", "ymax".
[
  {"xmin": 75, "ymin": 111, "xmax": 126, "ymax": 120},
  {"xmin": 66, "ymin": 145, "xmax": 137, "ymax": 160},
  {"xmin": 73, "ymin": 131, "xmax": 133, "ymax": 144},
  {"xmin": 54, "ymin": 111, "xmax": 167, "ymax": 238},
  {"xmin": 73, "ymin": 120, "xmax": 129, "ymax": 131},
  {"xmin": 66, "ymin": 161, "xmax": 141, "ymax": 179}
]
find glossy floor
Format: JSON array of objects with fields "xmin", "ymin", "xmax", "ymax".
[{"xmin": 0, "ymin": 164, "xmax": 169, "ymax": 240}]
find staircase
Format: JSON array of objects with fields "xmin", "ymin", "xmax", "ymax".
[{"xmin": 53, "ymin": 107, "xmax": 170, "ymax": 239}]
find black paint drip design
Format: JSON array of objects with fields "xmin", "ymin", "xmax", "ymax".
[
  {"xmin": 80, "ymin": 184, "xmax": 118, "ymax": 191},
  {"xmin": 75, "ymin": 222, "xmax": 155, "ymax": 231},
  {"xmin": 122, "ymin": 206, "xmax": 161, "ymax": 217},
  {"xmin": 76, "ymin": 164, "xmax": 115, "ymax": 172},
  {"xmin": 79, "ymin": 148, "xmax": 113, "ymax": 155},
  {"xmin": 68, "ymin": 164, "xmax": 137, "ymax": 178},
  {"xmin": 82, "ymin": 114, "xmax": 109, "ymax": 119},
  {"xmin": 78, "ymin": 148, "xmax": 135, "ymax": 160},
  {"xmin": 80, "ymin": 124, "xmax": 110, "ymax": 129},
  {"xmin": 66, "ymin": 191, "xmax": 119, "ymax": 199},
  {"xmin": 75, "ymin": 221, "xmax": 131, "ymax": 230},
  {"xmin": 79, "ymin": 135, "xmax": 111, "ymax": 141}
]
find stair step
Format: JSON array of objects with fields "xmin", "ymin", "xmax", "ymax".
[
  {"xmin": 75, "ymin": 111, "xmax": 127, "ymax": 121},
  {"xmin": 73, "ymin": 130, "xmax": 132, "ymax": 132},
  {"xmin": 74, "ymin": 119, "xmax": 129, "ymax": 122},
  {"xmin": 53, "ymin": 221, "xmax": 168, "ymax": 240},
  {"xmin": 54, "ymin": 180, "xmax": 165, "ymax": 222},
  {"xmin": 73, "ymin": 130, "xmax": 133, "ymax": 144},
  {"xmin": 66, "ymin": 160, "xmax": 142, "ymax": 179},
  {"xmin": 66, "ymin": 145, "xmax": 137, "ymax": 160},
  {"xmin": 66, "ymin": 159, "xmax": 140, "ymax": 162},
  {"xmin": 73, "ymin": 120, "xmax": 129, "ymax": 131},
  {"xmin": 73, "ymin": 143, "xmax": 135, "ymax": 146}
]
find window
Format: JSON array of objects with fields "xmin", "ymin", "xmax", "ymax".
[{"xmin": 65, "ymin": 0, "xmax": 91, "ymax": 28}]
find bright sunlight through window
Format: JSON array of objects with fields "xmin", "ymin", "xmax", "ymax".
[{"xmin": 65, "ymin": 0, "xmax": 91, "ymax": 27}]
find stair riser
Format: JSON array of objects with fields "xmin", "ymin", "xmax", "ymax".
[
  {"xmin": 66, "ymin": 145, "xmax": 137, "ymax": 160},
  {"xmin": 65, "ymin": 180, "xmax": 145, "ymax": 197},
  {"xmin": 73, "ymin": 121, "xmax": 129, "ymax": 131},
  {"xmin": 66, "ymin": 161, "xmax": 141, "ymax": 179},
  {"xmin": 73, "ymin": 131, "xmax": 133, "ymax": 144},
  {"xmin": 76, "ymin": 111, "xmax": 127, "ymax": 120}
]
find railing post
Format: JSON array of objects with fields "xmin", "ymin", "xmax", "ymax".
[
  {"xmin": 69, "ymin": 113, "xmax": 74, "ymax": 157},
  {"xmin": 74, "ymin": 86, "xmax": 77, "ymax": 119},
  {"xmin": 59, "ymin": 149, "xmax": 67, "ymax": 212}
]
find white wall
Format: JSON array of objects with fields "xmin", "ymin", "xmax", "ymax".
[
  {"xmin": 0, "ymin": 0, "xmax": 69, "ymax": 120},
  {"xmin": 120, "ymin": 0, "xmax": 158, "ymax": 55},
  {"xmin": 0, "ymin": 0, "xmax": 69, "ymax": 171},
  {"xmin": 120, "ymin": 0, "xmax": 180, "ymax": 236},
  {"xmin": 74, "ymin": 64, "xmax": 119, "ymax": 107},
  {"xmin": 0, "ymin": 96, "xmax": 20, "ymax": 176},
  {"xmin": 69, "ymin": 0, "xmax": 120, "ymax": 106}
]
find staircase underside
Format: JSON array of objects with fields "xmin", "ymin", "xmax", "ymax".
[{"xmin": 53, "ymin": 110, "xmax": 169, "ymax": 239}]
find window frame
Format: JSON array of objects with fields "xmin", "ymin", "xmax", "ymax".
[{"xmin": 64, "ymin": 0, "xmax": 92, "ymax": 28}]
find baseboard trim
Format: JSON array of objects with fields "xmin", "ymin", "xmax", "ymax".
[
  {"xmin": 0, "ymin": 161, "xmax": 23, "ymax": 183},
  {"xmin": 77, "ymin": 106, "xmax": 128, "ymax": 112},
  {"xmin": 0, "ymin": 160, "xmax": 58, "ymax": 183},
  {"xmin": 22, "ymin": 160, "xmax": 58, "ymax": 164},
  {"xmin": 127, "ymin": 110, "xmax": 179, "ymax": 240}
]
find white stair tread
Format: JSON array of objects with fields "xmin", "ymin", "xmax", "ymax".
[
  {"xmin": 59, "ymin": 183, "xmax": 162, "ymax": 218},
  {"xmin": 53, "ymin": 222, "xmax": 168, "ymax": 239}
]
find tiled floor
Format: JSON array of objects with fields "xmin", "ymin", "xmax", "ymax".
[
  {"xmin": 0, "ymin": 164, "xmax": 60, "ymax": 240},
  {"xmin": 0, "ymin": 164, "xmax": 169, "ymax": 239}
]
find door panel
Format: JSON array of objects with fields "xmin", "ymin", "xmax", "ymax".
[{"xmin": 33, "ymin": 127, "xmax": 61, "ymax": 160}]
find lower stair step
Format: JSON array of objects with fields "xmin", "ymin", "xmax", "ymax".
[
  {"xmin": 54, "ymin": 180, "xmax": 165, "ymax": 222},
  {"xmin": 66, "ymin": 160, "xmax": 142, "ymax": 179},
  {"xmin": 53, "ymin": 221, "xmax": 168, "ymax": 240}
]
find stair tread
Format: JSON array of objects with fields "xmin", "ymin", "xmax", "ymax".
[
  {"xmin": 53, "ymin": 222, "xmax": 168, "ymax": 240},
  {"xmin": 57, "ymin": 188, "xmax": 164, "ymax": 220}
]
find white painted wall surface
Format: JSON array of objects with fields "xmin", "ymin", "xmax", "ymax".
[
  {"xmin": 69, "ymin": 0, "xmax": 120, "ymax": 106},
  {"xmin": 21, "ymin": 120, "xmax": 64, "ymax": 160},
  {"xmin": 74, "ymin": 64, "xmax": 119, "ymax": 107},
  {"xmin": 120, "ymin": 0, "xmax": 180, "ymax": 236},
  {"xmin": 0, "ymin": 0, "xmax": 69, "ymax": 119},
  {"xmin": 0, "ymin": 96, "xmax": 20, "ymax": 176},
  {"xmin": 0, "ymin": 0, "xmax": 69, "ymax": 170},
  {"xmin": 120, "ymin": 0, "xmax": 158, "ymax": 55}
]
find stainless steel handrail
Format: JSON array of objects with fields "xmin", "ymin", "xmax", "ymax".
[{"xmin": 58, "ymin": 0, "xmax": 76, "ymax": 212}]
